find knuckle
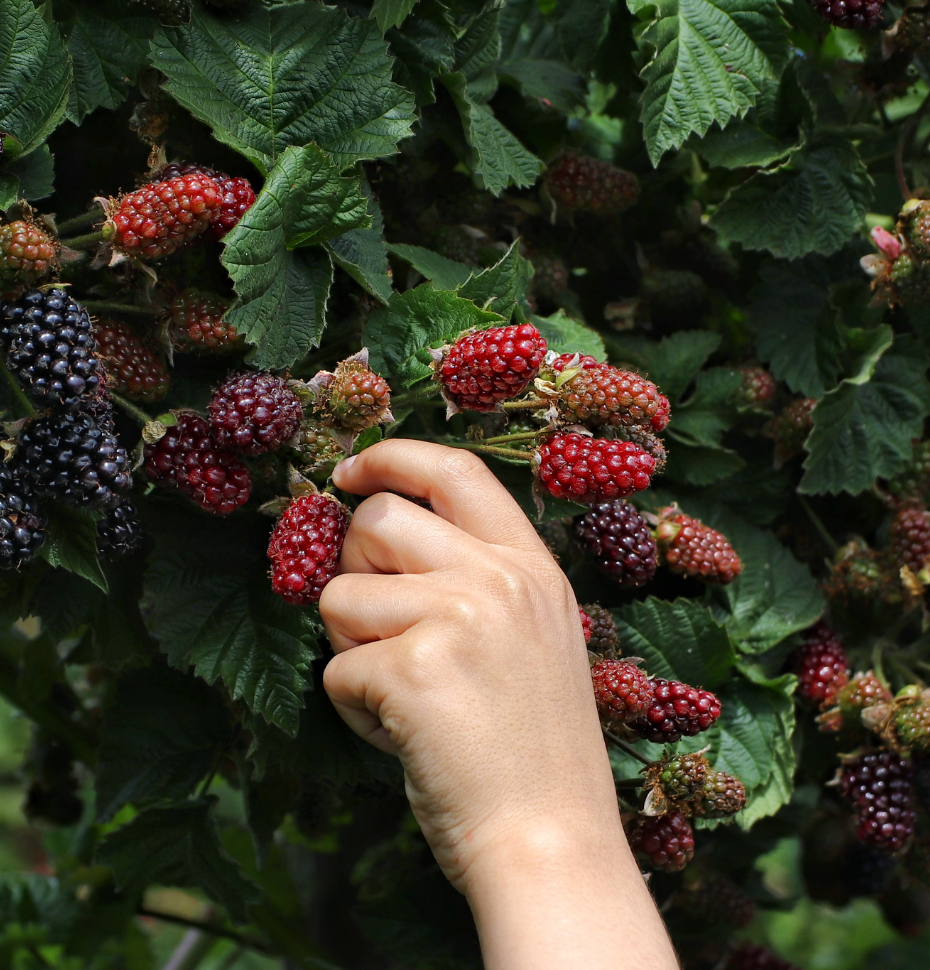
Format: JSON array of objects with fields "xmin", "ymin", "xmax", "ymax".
[{"xmin": 436, "ymin": 447, "xmax": 486, "ymax": 483}]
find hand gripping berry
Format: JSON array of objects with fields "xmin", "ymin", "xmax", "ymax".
[{"xmin": 534, "ymin": 433, "xmax": 656, "ymax": 504}]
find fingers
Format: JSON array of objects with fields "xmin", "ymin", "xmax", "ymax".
[{"xmin": 333, "ymin": 440, "xmax": 541, "ymax": 553}]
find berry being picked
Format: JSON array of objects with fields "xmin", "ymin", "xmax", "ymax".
[
  {"xmin": 590, "ymin": 659, "xmax": 653, "ymax": 725},
  {"xmin": 437, "ymin": 324, "xmax": 547, "ymax": 413},
  {"xmin": 94, "ymin": 318, "xmax": 169, "ymax": 403},
  {"xmin": 267, "ymin": 493, "xmax": 349, "ymax": 605},
  {"xmin": 655, "ymin": 753, "xmax": 709, "ymax": 801},
  {"xmin": 839, "ymin": 749, "xmax": 917, "ymax": 853},
  {"xmin": 143, "ymin": 412, "xmax": 252, "ymax": 515},
  {"xmin": 887, "ymin": 439, "xmax": 930, "ymax": 504},
  {"xmin": 167, "ymin": 289, "xmax": 241, "ymax": 353},
  {"xmin": 726, "ymin": 945, "xmax": 800, "ymax": 970},
  {"xmin": 767, "ymin": 397, "xmax": 816, "ymax": 462},
  {"xmin": 544, "ymin": 151, "xmax": 640, "ymax": 215},
  {"xmin": 627, "ymin": 678, "xmax": 722, "ymax": 744},
  {"xmin": 890, "ymin": 504, "xmax": 930, "ymax": 574},
  {"xmin": 791, "ymin": 622, "xmax": 850, "ymax": 707},
  {"xmin": 209, "ymin": 371, "xmax": 303, "ymax": 456},
  {"xmin": 210, "ymin": 176, "xmax": 256, "ymax": 239},
  {"xmin": 580, "ymin": 603, "xmax": 619, "ymax": 656},
  {"xmin": 819, "ymin": 670, "xmax": 892, "ymax": 733},
  {"xmin": 807, "ymin": 0, "xmax": 885, "ymax": 30},
  {"xmin": 1, "ymin": 288, "xmax": 100, "ymax": 408},
  {"xmin": 0, "ymin": 463, "xmax": 46, "ymax": 569},
  {"xmin": 535, "ymin": 434, "xmax": 657, "ymax": 505},
  {"xmin": 734, "ymin": 365, "xmax": 777, "ymax": 407},
  {"xmin": 95, "ymin": 498, "xmax": 144, "ymax": 561},
  {"xmin": 655, "ymin": 507, "xmax": 742, "ymax": 584},
  {"xmin": 676, "ymin": 872, "xmax": 755, "ymax": 928},
  {"xmin": 0, "ymin": 220, "xmax": 56, "ymax": 287},
  {"xmin": 626, "ymin": 810, "xmax": 695, "ymax": 872},
  {"xmin": 313, "ymin": 353, "xmax": 392, "ymax": 433},
  {"xmin": 694, "ymin": 770, "xmax": 747, "ymax": 819},
  {"xmin": 108, "ymin": 174, "xmax": 222, "ymax": 260},
  {"xmin": 18, "ymin": 408, "xmax": 131, "ymax": 511},
  {"xmin": 575, "ymin": 500, "xmax": 658, "ymax": 587}
]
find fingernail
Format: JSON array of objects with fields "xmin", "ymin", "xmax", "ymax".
[{"xmin": 334, "ymin": 454, "xmax": 357, "ymax": 477}]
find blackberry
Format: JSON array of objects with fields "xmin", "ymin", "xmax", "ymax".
[
  {"xmin": 767, "ymin": 398, "xmax": 816, "ymax": 462},
  {"xmin": 95, "ymin": 499, "xmax": 144, "ymax": 561},
  {"xmin": 209, "ymin": 371, "xmax": 303, "ymax": 456},
  {"xmin": 167, "ymin": 289, "xmax": 240, "ymax": 353},
  {"xmin": 735, "ymin": 366, "xmax": 777, "ymax": 407},
  {"xmin": 819, "ymin": 670, "xmax": 892, "ymax": 733},
  {"xmin": 590, "ymin": 659, "xmax": 653, "ymax": 725},
  {"xmin": 656, "ymin": 753, "xmax": 709, "ymax": 801},
  {"xmin": 575, "ymin": 501, "xmax": 658, "ymax": 587},
  {"xmin": 94, "ymin": 318, "xmax": 169, "ymax": 403},
  {"xmin": 808, "ymin": 0, "xmax": 885, "ymax": 30},
  {"xmin": 626, "ymin": 810, "xmax": 695, "ymax": 872},
  {"xmin": 792, "ymin": 622, "xmax": 850, "ymax": 708},
  {"xmin": 535, "ymin": 434, "xmax": 656, "ymax": 505},
  {"xmin": 1, "ymin": 288, "xmax": 100, "ymax": 408},
  {"xmin": 823, "ymin": 543, "xmax": 898, "ymax": 605},
  {"xmin": 551, "ymin": 356, "xmax": 664, "ymax": 432},
  {"xmin": 148, "ymin": 162, "xmax": 219, "ymax": 183},
  {"xmin": 640, "ymin": 268, "xmax": 707, "ymax": 317},
  {"xmin": 315, "ymin": 355, "xmax": 393, "ymax": 434},
  {"xmin": 580, "ymin": 603, "xmax": 619, "ymax": 656},
  {"xmin": 842, "ymin": 841, "xmax": 897, "ymax": 896},
  {"xmin": 428, "ymin": 225, "xmax": 480, "ymax": 265},
  {"xmin": 656, "ymin": 507, "xmax": 742, "ymax": 584},
  {"xmin": 890, "ymin": 504, "xmax": 930, "ymax": 574},
  {"xmin": 210, "ymin": 176, "xmax": 256, "ymax": 239},
  {"xmin": 676, "ymin": 872, "xmax": 755, "ymax": 928},
  {"xmin": 839, "ymin": 749, "xmax": 917, "ymax": 853},
  {"xmin": 529, "ymin": 251, "xmax": 569, "ymax": 303},
  {"xmin": 694, "ymin": 770, "xmax": 747, "ymax": 819},
  {"xmin": 0, "ymin": 463, "xmax": 46, "ymax": 569},
  {"xmin": 544, "ymin": 152, "xmax": 640, "ymax": 214},
  {"xmin": 19, "ymin": 408, "xmax": 131, "ymax": 511},
  {"xmin": 627, "ymin": 678, "xmax": 722, "ymax": 743},
  {"xmin": 290, "ymin": 418, "xmax": 345, "ymax": 478}
]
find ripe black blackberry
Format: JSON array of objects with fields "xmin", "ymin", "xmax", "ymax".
[
  {"xmin": 18, "ymin": 408, "xmax": 132, "ymax": 511},
  {"xmin": 0, "ymin": 463, "xmax": 46, "ymax": 569},
  {"xmin": 839, "ymin": 749, "xmax": 917, "ymax": 853},
  {"xmin": 574, "ymin": 499, "xmax": 657, "ymax": 587},
  {"xmin": 842, "ymin": 841, "xmax": 897, "ymax": 896},
  {"xmin": 808, "ymin": 0, "xmax": 884, "ymax": 30},
  {"xmin": 1, "ymin": 288, "xmax": 100, "ymax": 409},
  {"xmin": 96, "ymin": 499, "xmax": 144, "ymax": 561}
]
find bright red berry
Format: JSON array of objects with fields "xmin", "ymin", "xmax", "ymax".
[
  {"xmin": 627, "ymin": 678, "xmax": 722, "ymax": 743},
  {"xmin": 578, "ymin": 606, "xmax": 592, "ymax": 644},
  {"xmin": 143, "ymin": 412, "xmax": 252, "ymax": 515},
  {"xmin": 209, "ymin": 371, "xmax": 303, "ymax": 456},
  {"xmin": 535, "ymin": 434, "xmax": 656, "ymax": 505},
  {"xmin": 438, "ymin": 324, "xmax": 547, "ymax": 412},
  {"xmin": 109, "ymin": 174, "xmax": 222, "ymax": 260},
  {"xmin": 167, "ymin": 289, "xmax": 241, "ymax": 353},
  {"xmin": 267, "ymin": 493, "xmax": 349, "ymax": 605},
  {"xmin": 890, "ymin": 504, "xmax": 930, "ymax": 573},
  {"xmin": 574, "ymin": 499, "xmax": 658, "ymax": 588},
  {"xmin": 727, "ymin": 944, "xmax": 801, "ymax": 970},
  {"xmin": 590, "ymin": 659, "xmax": 653, "ymax": 724},
  {"xmin": 735, "ymin": 365, "xmax": 777, "ymax": 406},
  {"xmin": 626, "ymin": 810, "xmax": 695, "ymax": 872},
  {"xmin": 839, "ymin": 749, "xmax": 916, "ymax": 853},
  {"xmin": 94, "ymin": 318, "xmax": 169, "ymax": 403},
  {"xmin": 792, "ymin": 622, "xmax": 850, "ymax": 707},
  {"xmin": 656, "ymin": 508, "xmax": 742, "ymax": 584},
  {"xmin": 551, "ymin": 356, "xmax": 665, "ymax": 431},
  {"xmin": 580, "ymin": 603, "xmax": 619, "ymax": 656},
  {"xmin": 0, "ymin": 220, "xmax": 56, "ymax": 287},
  {"xmin": 210, "ymin": 176, "xmax": 256, "ymax": 239},
  {"xmin": 807, "ymin": 0, "xmax": 884, "ymax": 30},
  {"xmin": 545, "ymin": 151, "xmax": 640, "ymax": 214},
  {"xmin": 651, "ymin": 393, "xmax": 670, "ymax": 432}
]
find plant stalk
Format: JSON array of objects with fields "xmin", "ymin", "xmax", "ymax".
[
  {"xmin": 54, "ymin": 207, "xmax": 104, "ymax": 235},
  {"xmin": 82, "ymin": 300, "xmax": 161, "ymax": 317},
  {"xmin": 139, "ymin": 909, "xmax": 270, "ymax": 955},
  {"xmin": 479, "ymin": 430, "xmax": 539, "ymax": 446},
  {"xmin": 59, "ymin": 229, "xmax": 106, "ymax": 251},
  {"xmin": 501, "ymin": 398, "xmax": 551, "ymax": 411},
  {"xmin": 446, "ymin": 440, "xmax": 532, "ymax": 461},
  {"xmin": 797, "ymin": 495, "xmax": 839, "ymax": 556},
  {"xmin": 604, "ymin": 730, "xmax": 651, "ymax": 766},
  {"xmin": 110, "ymin": 392, "xmax": 154, "ymax": 428}
]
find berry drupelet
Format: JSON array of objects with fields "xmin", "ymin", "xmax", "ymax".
[
  {"xmin": 437, "ymin": 324, "xmax": 547, "ymax": 412},
  {"xmin": 535, "ymin": 434, "xmax": 656, "ymax": 505},
  {"xmin": 94, "ymin": 318, "xmax": 169, "ymax": 403},
  {"xmin": 209, "ymin": 371, "xmax": 303, "ymax": 456},
  {"xmin": 544, "ymin": 152, "xmax": 640, "ymax": 214},
  {"xmin": 578, "ymin": 606, "xmax": 592, "ymax": 644},
  {"xmin": 0, "ymin": 220, "xmax": 56, "ymax": 287},
  {"xmin": 656, "ymin": 507, "xmax": 742, "ymax": 584},
  {"xmin": 627, "ymin": 678, "xmax": 722, "ymax": 743},
  {"xmin": 167, "ymin": 289, "xmax": 240, "ymax": 353},
  {"xmin": 1, "ymin": 288, "xmax": 100, "ymax": 409},
  {"xmin": 0, "ymin": 463, "xmax": 46, "ymax": 569},
  {"xmin": 590, "ymin": 659, "xmax": 653, "ymax": 725},
  {"xmin": 808, "ymin": 0, "xmax": 885, "ymax": 30},
  {"xmin": 626, "ymin": 810, "xmax": 695, "ymax": 872},
  {"xmin": 95, "ymin": 499, "xmax": 144, "ymax": 561},
  {"xmin": 267, "ymin": 493, "xmax": 349, "ymax": 605},
  {"xmin": 890, "ymin": 504, "xmax": 930, "ymax": 574},
  {"xmin": 839, "ymin": 749, "xmax": 917, "ymax": 853},
  {"xmin": 574, "ymin": 499, "xmax": 658, "ymax": 587},
  {"xmin": 792, "ymin": 622, "xmax": 850, "ymax": 707}
]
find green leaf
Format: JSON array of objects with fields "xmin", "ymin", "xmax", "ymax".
[
  {"xmin": 96, "ymin": 799, "xmax": 260, "ymax": 924},
  {"xmin": 0, "ymin": 173, "xmax": 17, "ymax": 211},
  {"xmin": 442, "ymin": 72, "xmax": 545, "ymax": 196},
  {"xmin": 5, "ymin": 146, "xmax": 54, "ymax": 203},
  {"xmin": 325, "ymin": 186, "xmax": 393, "ymax": 303},
  {"xmin": 371, "ymin": 0, "xmax": 420, "ymax": 32},
  {"xmin": 630, "ymin": 0, "xmax": 788, "ymax": 165},
  {"xmin": 458, "ymin": 241, "xmax": 532, "ymax": 317},
  {"xmin": 800, "ymin": 334, "xmax": 930, "ymax": 495},
  {"xmin": 669, "ymin": 368, "xmax": 743, "ymax": 448},
  {"xmin": 386, "ymin": 243, "xmax": 473, "ymax": 290},
  {"xmin": 38, "ymin": 505, "xmax": 107, "ymax": 594},
  {"xmin": 149, "ymin": 3, "xmax": 416, "ymax": 173},
  {"xmin": 557, "ymin": 0, "xmax": 613, "ymax": 73},
  {"xmin": 0, "ymin": 0, "xmax": 72, "ymax": 157},
  {"xmin": 91, "ymin": 564, "xmax": 155, "ymax": 670},
  {"xmin": 386, "ymin": 6, "xmax": 456, "ymax": 105},
  {"xmin": 364, "ymin": 285, "xmax": 505, "ymax": 385},
  {"xmin": 619, "ymin": 331, "xmax": 721, "ymax": 404},
  {"xmin": 710, "ymin": 137, "xmax": 873, "ymax": 259},
  {"xmin": 612, "ymin": 598, "xmax": 737, "ymax": 690},
  {"xmin": 531, "ymin": 311, "xmax": 606, "ymax": 360},
  {"xmin": 63, "ymin": 4, "xmax": 158, "ymax": 124},
  {"xmin": 747, "ymin": 257, "xmax": 845, "ymax": 398},
  {"xmin": 499, "ymin": 59, "xmax": 586, "ymax": 113},
  {"xmin": 692, "ymin": 119, "xmax": 795, "ymax": 170},
  {"xmin": 96, "ymin": 667, "xmax": 233, "ymax": 822},
  {"xmin": 143, "ymin": 506, "xmax": 320, "ymax": 737},
  {"xmin": 664, "ymin": 443, "xmax": 746, "ymax": 486}
]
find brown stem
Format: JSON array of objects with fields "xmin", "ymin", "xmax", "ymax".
[{"xmin": 604, "ymin": 730, "xmax": 651, "ymax": 766}]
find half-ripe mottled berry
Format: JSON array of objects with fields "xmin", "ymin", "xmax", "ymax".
[
  {"xmin": 735, "ymin": 365, "xmax": 777, "ymax": 407},
  {"xmin": 209, "ymin": 371, "xmax": 303, "ymax": 456},
  {"xmin": 694, "ymin": 770, "xmax": 747, "ymax": 819},
  {"xmin": 626, "ymin": 810, "xmax": 695, "ymax": 872},
  {"xmin": 0, "ymin": 220, "xmax": 56, "ymax": 287},
  {"xmin": 535, "ymin": 434, "xmax": 656, "ymax": 505}
]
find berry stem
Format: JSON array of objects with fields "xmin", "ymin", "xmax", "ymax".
[
  {"xmin": 797, "ymin": 495, "xmax": 839, "ymax": 556},
  {"xmin": 446, "ymin": 441, "xmax": 532, "ymax": 462},
  {"xmin": 480, "ymin": 430, "xmax": 540, "ymax": 446},
  {"xmin": 501, "ymin": 398, "xmax": 551, "ymax": 411},
  {"xmin": 136, "ymin": 908, "xmax": 270, "ymax": 954},
  {"xmin": 392, "ymin": 384, "xmax": 441, "ymax": 408},
  {"xmin": 54, "ymin": 206, "xmax": 104, "ymax": 235},
  {"xmin": 59, "ymin": 229, "xmax": 106, "ymax": 251},
  {"xmin": 82, "ymin": 300, "xmax": 161, "ymax": 317},
  {"xmin": 0, "ymin": 357, "xmax": 37, "ymax": 418},
  {"xmin": 604, "ymin": 729, "xmax": 652, "ymax": 766},
  {"xmin": 110, "ymin": 391, "xmax": 153, "ymax": 428}
]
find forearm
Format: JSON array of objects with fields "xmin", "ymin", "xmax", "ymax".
[{"xmin": 466, "ymin": 816, "xmax": 681, "ymax": 970}]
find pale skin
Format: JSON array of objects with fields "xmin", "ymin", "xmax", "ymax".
[{"xmin": 320, "ymin": 439, "xmax": 681, "ymax": 970}]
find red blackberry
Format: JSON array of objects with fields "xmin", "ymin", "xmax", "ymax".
[
  {"xmin": 676, "ymin": 872, "xmax": 755, "ymax": 928},
  {"xmin": 209, "ymin": 371, "xmax": 303, "ymax": 456},
  {"xmin": 655, "ymin": 753, "xmax": 709, "ymax": 801},
  {"xmin": 143, "ymin": 412, "xmax": 252, "ymax": 515},
  {"xmin": 210, "ymin": 176, "xmax": 256, "ymax": 239},
  {"xmin": 839, "ymin": 749, "xmax": 917, "ymax": 853},
  {"xmin": 792, "ymin": 622, "xmax": 850, "ymax": 707},
  {"xmin": 735, "ymin": 366, "xmax": 777, "ymax": 406},
  {"xmin": 651, "ymin": 393, "xmax": 670, "ymax": 432},
  {"xmin": 808, "ymin": 0, "xmax": 884, "ymax": 29},
  {"xmin": 267, "ymin": 493, "xmax": 349, "ymax": 605},
  {"xmin": 95, "ymin": 499, "xmax": 144, "ymax": 561},
  {"xmin": 627, "ymin": 678, "xmax": 722, "ymax": 743},
  {"xmin": 578, "ymin": 606, "xmax": 592, "ymax": 643},
  {"xmin": 656, "ymin": 507, "xmax": 742, "ymax": 584},
  {"xmin": 438, "ymin": 324, "xmax": 547, "ymax": 412},
  {"xmin": 0, "ymin": 220, "xmax": 56, "ymax": 287},
  {"xmin": 695, "ymin": 769, "xmax": 747, "ymax": 819},
  {"xmin": 767, "ymin": 398, "xmax": 816, "ymax": 462},
  {"xmin": 626, "ymin": 810, "xmax": 695, "ymax": 872},
  {"xmin": 590, "ymin": 659, "xmax": 653, "ymax": 724},
  {"xmin": 580, "ymin": 603, "xmax": 619, "ymax": 656},
  {"xmin": 148, "ymin": 161, "xmax": 219, "ymax": 183},
  {"xmin": 94, "ymin": 318, "xmax": 169, "ymax": 403},
  {"xmin": 727, "ymin": 945, "xmax": 800, "ymax": 970},
  {"xmin": 18, "ymin": 408, "xmax": 132, "ymax": 511},
  {"xmin": 534, "ymin": 434, "xmax": 657, "ymax": 505},
  {"xmin": 820, "ymin": 670, "xmax": 892, "ymax": 732},
  {"xmin": 108, "ymin": 174, "xmax": 222, "ymax": 260},
  {"xmin": 0, "ymin": 463, "xmax": 46, "ymax": 569},
  {"xmin": 167, "ymin": 289, "xmax": 240, "ymax": 353},
  {"xmin": 890, "ymin": 504, "xmax": 930, "ymax": 573},
  {"xmin": 552, "ymin": 357, "xmax": 664, "ymax": 432},
  {"xmin": 544, "ymin": 152, "xmax": 640, "ymax": 214},
  {"xmin": 1, "ymin": 288, "xmax": 100, "ymax": 408},
  {"xmin": 574, "ymin": 500, "xmax": 658, "ymax": 587},
  {"xmin": 315, "ymin": 355, "xmax": 392, "ymax": 433}
]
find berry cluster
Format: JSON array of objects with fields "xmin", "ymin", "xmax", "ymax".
[
  {"xmin": 544, "ymin": 152, "xmax": 640, "ymax": 214},
  {"xmin": 838, "ymin": 749, "xmax": 917, "ymax": 853}
]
